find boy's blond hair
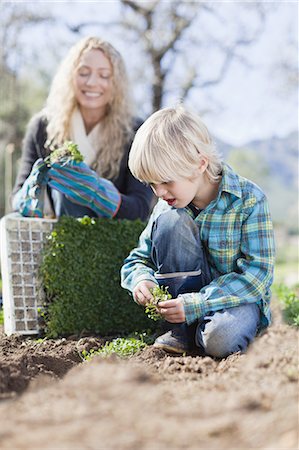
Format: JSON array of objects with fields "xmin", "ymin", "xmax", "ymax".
[{"xmin": 129, "ymin": 105, "xmax": 222, "ymax": 184}]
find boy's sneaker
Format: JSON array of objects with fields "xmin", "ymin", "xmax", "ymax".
[{"xmin": 153, "ymin": 326, "xmax": 190, "ymax": 354}]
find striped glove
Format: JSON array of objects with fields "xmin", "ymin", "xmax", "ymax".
[
  {"xmin": 12, "ymin": 158, "xmax": 49, "ymax": 218},
  {"xmin": 48, "ymin": 160, "xmax": 121, "ymax": 218}
]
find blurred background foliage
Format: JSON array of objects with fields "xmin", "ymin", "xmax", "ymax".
[{"xmin": 0, "ymin": 0, "xmax": 297, "ymax": 284}]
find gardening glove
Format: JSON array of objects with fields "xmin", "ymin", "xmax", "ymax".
[
  {"xmin": 48, "ymin": 160, "xmax": 121, "ymax": 218},
  {"xmin": 12, "ymin": 158, "xmax": 50, "ymax": 218}
]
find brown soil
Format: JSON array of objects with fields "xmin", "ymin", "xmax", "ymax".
[{"xmin": 0, "ymin": 300, "xmax": 297, "ymax": 450}]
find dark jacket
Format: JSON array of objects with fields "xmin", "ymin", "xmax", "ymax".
[{"xmin": 12, "ymin": 112, "xmax": 153, "ymax": 221}]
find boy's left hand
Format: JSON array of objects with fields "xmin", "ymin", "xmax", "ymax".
[{"xmin": 158, "ymin": 298, "xmax": 186, "ymax": 323}]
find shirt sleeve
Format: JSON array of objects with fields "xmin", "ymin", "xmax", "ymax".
[
  {"xmin": 120, "ymin": 212, "xmax": 157, "ymax": 296},
  {"xmin": 181, "ymin": 195, "xmax": 275, "ymax": 324},
  {"xmin": 121, "ymin": 201, "xmax": 172, "ymax": 294}
]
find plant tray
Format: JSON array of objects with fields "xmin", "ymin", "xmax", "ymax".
[{"xmin": 0, "ymin": 213, "xmax": 57, "ymax": 335}]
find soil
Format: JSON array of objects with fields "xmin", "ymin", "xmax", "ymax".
[{"xmin": 0, "ymin": 299, "xmax": 297, "ymax": 450}]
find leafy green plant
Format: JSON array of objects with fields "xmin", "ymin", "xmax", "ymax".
[
  {"xmin": 0, "ymin": 309, "xmax": 4, "ymax": 326},
  {"xmin": 145, "ymin": 285, "xmax": 172, "ymax": 321},
  {"xmin": 39, "ymin": 216, "xmax": 156, "ymax": 337},
  {"xmin": 274, "ymin": 284, "xmax": 299, "ymax": 326},
  {"xmin": 82, "ymin": 333, "xmax": 147, "ymax": 359},
  {"xmin": 45, "ymin": 141, "xmax": 83, "ymax": 166}
]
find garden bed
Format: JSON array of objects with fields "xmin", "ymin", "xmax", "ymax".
[{"xmin": 0, "ymin": 299, "xmax": 297, "ymax": 449}]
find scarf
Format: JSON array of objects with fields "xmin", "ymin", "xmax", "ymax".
[{"xmin": 70, "ymin": 108, "xmax": 101, "ymax": 173}]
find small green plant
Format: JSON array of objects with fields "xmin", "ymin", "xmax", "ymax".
[
  {"xmin": 45, "ymin": 141, "xmax": 84, "ymax": 166},
  {"xmin": 0, "ymin": 309, "xmax": 4, "ymax": 326},
  {"xmin": 274, "ymin": 284, "xmax": 299, "ymax": 327},
  {"xmin": 82, "ymin": 333, "xmax": 148, "ymax": 359},
  {"xmin": 145, "ymin": 285, "xmax": 172, "ymax": 321}
]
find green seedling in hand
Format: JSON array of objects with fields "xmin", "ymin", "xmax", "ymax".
[
  {"xmin": 145, "ymin": 285, "xmax": 172, "ymax": 321},
  {"xmin": 45, "ymin": 141, "xmax": 84, "ymax": 166}
]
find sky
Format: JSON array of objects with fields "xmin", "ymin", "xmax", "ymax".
[
  {"xmin": 11, "ymin": 0, "xmax": 299, "ymax": 146},
  {"xmin": 204, "ymin": 1, "xmax": 298, "ymax": 145}
]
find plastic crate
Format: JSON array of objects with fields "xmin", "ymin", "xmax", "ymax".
[{"xmin": 0, "ymin": 213, "xmax": 57, "ymax": 335}]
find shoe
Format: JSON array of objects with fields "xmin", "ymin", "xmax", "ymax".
[{"xmin": 153, "ymin": 326, "xmax": 190, "ymax": 354}]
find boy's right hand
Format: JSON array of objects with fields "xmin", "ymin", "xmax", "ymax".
[{"xmin": 133, "ymin": 280, "xmax": 158, "ymax": 306}]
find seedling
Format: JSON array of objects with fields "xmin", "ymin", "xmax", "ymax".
[
  {"xmin": 45, "ymin": 141, "xmax": 83, "ymax": 166},
  {"xmin": 145, "ymin": 285, "xmax": 172, "ymax": 321},
  {"xmin": 82, "ymin": 333, "xmax": 148, "ymax": 359}
]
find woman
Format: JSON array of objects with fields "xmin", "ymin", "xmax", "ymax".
[{"xmin": 12, "ymin": 36, "xmax": 153, "ymax": 220}]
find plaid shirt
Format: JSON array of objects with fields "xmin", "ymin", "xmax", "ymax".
[{"xmin": 121, "ymin": 164, "xmax": 275, "ymax": 330}]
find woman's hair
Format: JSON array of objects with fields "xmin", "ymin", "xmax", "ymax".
[
  {"xmin": 129, "ymin": 105, "xmax": 223, "ymax": 184},
  {"xmin": 45, "ymin": 36, "xmax": 134, "ymax": 179}
]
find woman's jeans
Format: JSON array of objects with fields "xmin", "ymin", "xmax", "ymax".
[{"xmin": 151, "ymin": 208, "xmax": 260, "ymax": 358}]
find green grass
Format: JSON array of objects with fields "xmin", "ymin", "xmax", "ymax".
[{"xmin": 273, "ymin": 283, "xmax": 299, "ymax": 327}]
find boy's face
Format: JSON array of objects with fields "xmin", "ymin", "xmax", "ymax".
[
  {"xmin": 150, "ymin": 174, "xmax": 204, "ymax": 209},
  {"xmin": 149, "ymin": 158, "xmax": 219, "ymax": 210}
]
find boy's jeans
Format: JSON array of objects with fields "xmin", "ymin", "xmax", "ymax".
[{"xmin": 151, "ymin": 208, "xmax": 260, "ymax": 358}]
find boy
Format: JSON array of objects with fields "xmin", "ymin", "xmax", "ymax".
[{"xmin": 121, "ymin": 105, "xmax": 275, "ymax": 358}]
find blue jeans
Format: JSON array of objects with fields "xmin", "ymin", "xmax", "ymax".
[{"xmin": 151, "ymin": 208, "xmax": 260, "ymax": 358}]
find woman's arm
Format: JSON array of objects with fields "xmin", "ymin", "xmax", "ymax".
[
  {"xmin": 12, "ymin": 113, "xmax": 48, "ymax": 198},
  {"xmin": 115, "ymin": 170, "xmax": 154, "ymax": 221},
  {"xmin": 114, "ymin": 119, "xmax": 154, "ymax": 221}
]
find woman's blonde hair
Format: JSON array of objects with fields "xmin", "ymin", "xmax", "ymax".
[
  {"xmin": 129, "ymin": 105, "xmax": 222, "ymax": 184},
  {"xmin": 45, "ymin": 36, "xmax": 134, "ymax": 179}
]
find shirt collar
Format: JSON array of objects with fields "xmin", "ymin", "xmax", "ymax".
[{"xmin": 218, "ymin": 163, "xmax": 242, "ymax": 199}]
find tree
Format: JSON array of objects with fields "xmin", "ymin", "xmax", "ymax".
[
  {"xmin": 0, "ymin": 1, "xmax": 51, "ymax": 216},
  {"xmin": 0, "ymin": 2, "xmax": 51, "ymax": 143},
  {"xmin": 63, "ymin": 0, "xmax": 269, "ymax": 115}
]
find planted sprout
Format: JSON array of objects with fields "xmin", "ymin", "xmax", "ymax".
[
  {"xmin": 145, "ymin": 285, "xmax": 172, "ymax": 321},
  {"xmin": 45, "ymin": 141, "xmax": 83, "ymax": 166},
  {"xmin": 82, "ymin": 334, "xmax": 147, "ymax": 360}
]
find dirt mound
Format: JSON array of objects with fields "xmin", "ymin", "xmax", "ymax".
[
  {"xmin": 0, "ymin": 302, "xmax": 297, "ymax": 449},
  {"xmin": 0, "ymin": 334, "xmax": 105, "ymax": 398}
]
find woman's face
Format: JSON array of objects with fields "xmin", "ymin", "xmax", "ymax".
[{"xmin": 74, "ymin": 48, "xmax": 113, "ymax": 116}]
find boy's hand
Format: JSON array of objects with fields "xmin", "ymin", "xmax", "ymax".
[
  {"xmin": 133, "ymin": 280, "xmax": 158, "ymax": 306},
  {"xmin": 158, "ymin": 298, "xmax": 186, "ymax": 323}
]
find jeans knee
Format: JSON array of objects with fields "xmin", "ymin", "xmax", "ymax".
[
  {"xmin": 153, "ymin": 209, "xmax": 195, "ymax": 241},
  {"xmin": 197, "ymin": 310, "xmax": 256, "ymax": 358},
  {"xmin": 202, "ymin": 329, "xmax": 246, "ymax": 358}
]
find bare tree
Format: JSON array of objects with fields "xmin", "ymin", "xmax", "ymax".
[
  {"xmin": 65, "ymin": 0, "xmax": 268, "ymax": 114},
  {"xmin": 0, "ymin": 1, "xmax": 51, "ymax": 216},
  {"xmin": 120, "ymin": 0, "xmax": 200, "ymax": 111},
  {"xmin": 0, "ymin": 2, "xmax": 51, "ymax": 141}
]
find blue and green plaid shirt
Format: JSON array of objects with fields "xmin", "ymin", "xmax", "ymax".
[{"xmin": 121, "ymin": 164, "xmax": 275, "ymax": 330}]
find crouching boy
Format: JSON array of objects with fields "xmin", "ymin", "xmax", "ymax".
[{"xmin": 121, "ymin": 105, "xmax": 275, "ymax": 358}]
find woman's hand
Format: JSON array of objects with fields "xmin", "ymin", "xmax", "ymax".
[
  {"xmin": 12, "ymin": 158, "xmax": 49, "ymax": 218},
  {"xmin": 133, "ymin": 280, "xmax": 158, "ymax": 306},
  {"xmin": 158, "ymin": 298, "xmax": 186, "ymax": 323},
  {"xmin": 48, "ymin": 161, "xmax": 121, "ymax": 218}
]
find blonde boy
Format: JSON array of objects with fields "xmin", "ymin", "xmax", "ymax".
[{"xmin": 121, "ymin": 105, "xmax": 275, "ymax": 357}]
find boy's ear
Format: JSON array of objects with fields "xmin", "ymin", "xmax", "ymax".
[{"xmin": 198, "ymin": 156, "xmax": 208, "ymax": 174}]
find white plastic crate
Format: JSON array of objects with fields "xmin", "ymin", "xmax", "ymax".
[{"xmin": 0, "ymin": 213, "xmax": 57, "ymax": 335}]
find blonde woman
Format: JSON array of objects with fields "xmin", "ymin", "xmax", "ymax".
[
  {"xmin": 12, "ymin": 36, "xmax": 153, "ymax": 220},
  {"xmin": 121, "ymin": 105, "xmax": 275, "ymax": 357}
]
